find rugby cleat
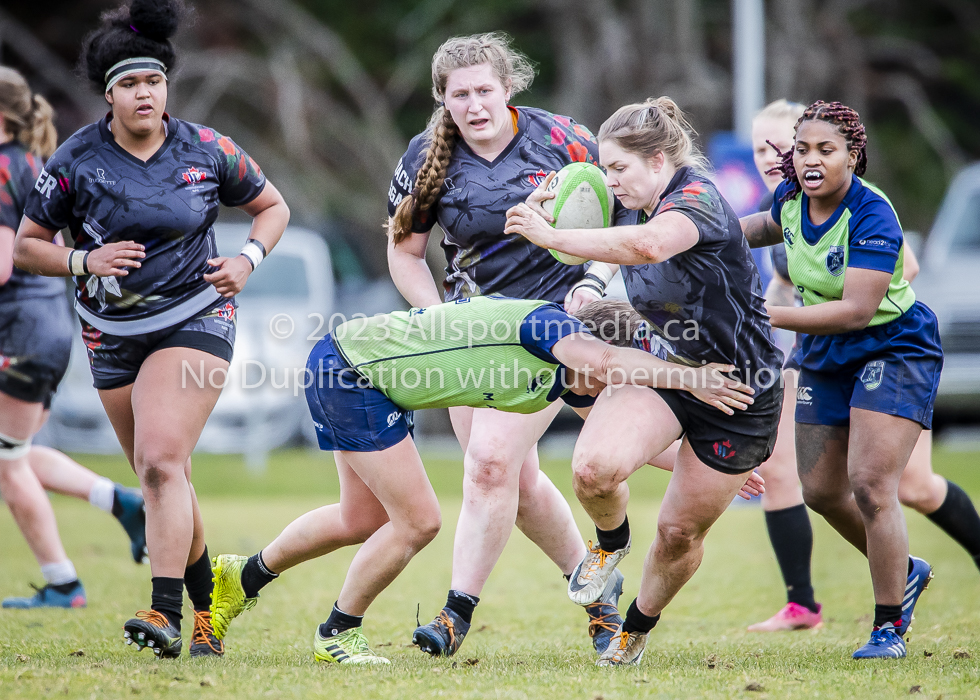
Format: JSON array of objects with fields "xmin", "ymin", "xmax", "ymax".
[
  {"xmin": 586, "ymin": 568, "xmax": 625, "ymax": 654},
  {"xmin": 747, "ymin": 602, "xmax": 823, "ymax": 632},
  {"xmin": 189, "ymin": 610, "xmax": 225, "ymax": 658},
  {"xmin": 897, "ymin": 556, "xmax": 933, "ymax": 636},
  {"xmin": 596, "ymin": 626, "xmax": 647, "ymax": 666},
  {"xmin": 113, "ymin": 485, "xmax": 148, "ymax": 564},
  {"xmin": 568, "ymin": 538, "xmax": 630, "ymax": 605},
  {"xmin": 123, "ymin": 610, "xmax": 182, "ymax": 658},
  {"xmin": 2, "ymin": 581, "xmax": 86, "ymax": 609},
  {"xmin": 412, "ymin": 608, "xmax": 470, "ymax": 657},
  {"xmin": 314, "ymin": 626, "xmax": 390, "ymax": 665},
  {"xmin": 209, "ymin": 554, "xmax": 257, "ymax": 640},
  {"xmin": 852, "ymin": 623, "xmax": 906, "ymax": 659}
]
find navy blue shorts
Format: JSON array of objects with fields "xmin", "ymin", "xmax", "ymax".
[
  {"xmin": 0, "ymin": 295, "xmax": 73, "ymax": 408},
  {"xmin": 305, "ymin": 334, "xmax": 414, "ymax": 452},
  {"xmin": 82, "ymin": 299, "xmax": 237, "ymax": 390},
  {"xmin": 795, "ymin": 302, "xmax": 943, "ymax": 429}
]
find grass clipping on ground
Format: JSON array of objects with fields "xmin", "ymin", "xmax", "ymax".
[{"xmin": 1, "ymin": 448, "xmax": 979, "ymax": 699}]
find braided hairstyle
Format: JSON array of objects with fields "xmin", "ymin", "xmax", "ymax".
[
  {"xmin": 388, "ymin": 32, "xmax": 534, "ymax": 245},
  {"xmin": 0, "ymin": 67, "xmax": 57, "ymax": 158},
  {"xmin": 80, "ymin": 0, "xmax": 188, "ymax": 94},
  {"xmin": 771, "ymin": 100, "xmax": 868, "ymax": 203}
]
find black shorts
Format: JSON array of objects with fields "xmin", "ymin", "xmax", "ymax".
[
  {"xmin": 82, "ymin": 299, "xmax": 237, "ymax": 391},
  {"xmin": 654, "ymin": 382, "xmax": 782, "ymax": 475},
  {"xmin": 0, "ymin": 295, "xmax": 73, "ymax": 408}
]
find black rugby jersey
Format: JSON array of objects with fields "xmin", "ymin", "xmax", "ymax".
[
  {"xmin": 0, "ymin": 141, "xmax": 64, "ymax": 301},
  {"xmin": 387, "ymin": 107, "xmax": 598, "ymax": 303},
  {"xmin": 620, "ymin": 167, "xmax": 782, "ymax": 389},
  {"xmin": 24, "ymin": 115, "xmax": 265, "ymax": 335}
]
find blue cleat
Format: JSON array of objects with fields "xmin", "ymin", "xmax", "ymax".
[
  {"xmin": 586, "ymin": 568, "xmax": 625, "ymax": 654},
  {"xmin": 852, "ymin": 624, "xmax": 906, "ymax": 659},
  {"xmin": 413, "ymin": 608, "xmax": 471, "ymax": 657},
  {"xmin": 113, "ymin": 485, "xmax": 148, "ymax": 564},
  {"xmin": 3, "ymin": 581, "xmax": 87, "ymax": 609},
  {"xmin": 898, "ymin": 556, "xmax": 933, "ymax": 636}
]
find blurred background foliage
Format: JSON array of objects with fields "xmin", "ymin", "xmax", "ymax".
[{"xmin": 3, "ymin": 0, "xmax": 978, "ymax": 277}]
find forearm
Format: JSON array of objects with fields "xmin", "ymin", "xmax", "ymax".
[
  {"xmin": 13, "ymin": 234, "xmax": 71, "ymax": 277},
  {"xmin": 764, "ymin": 274, "xmax": 797, "ymax": 308},
  {"xmin": 602, "ymin": 347, "xmax": 698, "ymax": 391},
  {"xmin": 740, "ymin": 212, "xmax": 783, "ymax": 248},
  {"xmin": 387, "ymin": 246, "xmax": 442, "ymax": 308},
  {"xmin": 768, "ymin": 301, "xmax": 875, "ymax": 335},
  {"xmin": 541, "ymin": 224, "xmax": 665, "ymax": 266}
]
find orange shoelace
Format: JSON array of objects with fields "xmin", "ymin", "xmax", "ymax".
[
  {"xmin": 587, "ymin": 604, "xmax": 620, "ymax": 638},
  {"xmin": 192, "ymin": 610, "xmax": 224, "ymax": 653},
  {"xmin": 434, "ymin": 610, "xmax": 457, "ymax": 648},
  {"xmin": 610, "ymin": 630, "xmax": 632, "ymax": 663},
  {"xmin": 583, "ymin": 541, "xmax": 610, "ymax": 575},
  {"xmin": 134, "ymin": 609, "xmax": 172, "ymax": 629}
]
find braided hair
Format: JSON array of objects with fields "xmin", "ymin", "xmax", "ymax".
[
  {"xmin": 770, "ymin": 100, "xmax": 868, "ymax": 203},
  {"xmin": 80, "ymin": 0, "xmax": 188, "ymax": 94},
  {"xmin": 388, "ymin": 32, "xmax": 534, "ymax": 245}
]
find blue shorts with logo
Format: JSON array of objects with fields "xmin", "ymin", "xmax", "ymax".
[
  {"xmin": 305, "ymin": 334, "xmax": 414, "ymax": 452},
  {"xmin": 795, "ymin": 302, "xmax": 942, "ymax": 429}
]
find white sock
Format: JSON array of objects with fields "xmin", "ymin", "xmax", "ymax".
[
  {"xmin": 40, "ymin": 560, "xmax": 78, "ymax": 586},
  {"xmin": 88, "ymin": 477, "xmax": 115, "ymax": 513}
]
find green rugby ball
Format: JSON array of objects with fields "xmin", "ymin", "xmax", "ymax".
[{"xmin": 541, "ymin": 162, "xmax": 615, "ymax": 265}]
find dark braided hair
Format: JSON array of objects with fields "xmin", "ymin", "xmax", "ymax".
[
  {"xmin": 769, "ymin": 100, "xmax": 868, "ymax": 203},
  {"xmin": 80, "ymin": 0, "xmax": 189, "ymax": 94}
]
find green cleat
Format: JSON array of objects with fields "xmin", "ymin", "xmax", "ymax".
[
  {"xmin": 313, "ymin": 626, "xmax": 391, "ymax": 665},
  {"xmin": 209, "ymin": 554, "xmax": 257, "ymax": 640}
]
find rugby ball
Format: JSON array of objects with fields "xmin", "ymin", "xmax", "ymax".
[{"xmin": 541, "ymin": 162, "xmax": 615, "ymax": 265}]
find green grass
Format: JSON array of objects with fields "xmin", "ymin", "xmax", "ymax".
[{"xmin": 2, "ymin": 446, "xmax": 979, "ymax": 699}]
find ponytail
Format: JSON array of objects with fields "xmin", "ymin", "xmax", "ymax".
[
  {"xmin": 0, "ymin": 66, "xmax": 58, "ymax": 158},
  {"xmin": 389, "ymin": 106, "xmax": 459, "ymax": 245},
  {"xmin": 27, "ymin": 95, "xmax": 57, "ymax": 159}
]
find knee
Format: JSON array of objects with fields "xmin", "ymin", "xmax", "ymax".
[
  {"xmin": 897, "ymin": 474, "xmax": 944, "ymax": 514},
  {"xmin": 404, "ymin": 510, "xmax": 441, "ymax": 550},
  {"xmin": 850, "ymin": 475, "xmax": 897, "ymax": 519},
  {"xmin": 801, "ymin": 480, "xmax": 846, "ymax": 516},
  {"xmin": 137, "ymin": 452, "xmax": 186, "ymax": 493},
  {"xmin": 346, "ymin": 513, "xmax": 390, "ymax": 543},
  {"xmin": 572, "ymin": 453, "xmax": 623, "ymax": 501},
  {"xmin": 655, "ymin": 520, "xmax": 701, "ymax": 559},
  {"xmin": 465, "ymin": 449, "xmax": 518, "ymax": 495}
]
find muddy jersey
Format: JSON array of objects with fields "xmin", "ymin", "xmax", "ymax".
[
  {"xmin": 23, "ymin": 115, "xmax": 265, "ymax": 336},
  {"xmin": 0, "ymin": 142, "xmax": 64, "ymax": 301},
  {"xmin": 620, "ymin": 167, "xmax": 782, "ymax": 389},
  {"xmin": 387, "ymin": 106, "xmax": 599, "ymax": 303}
]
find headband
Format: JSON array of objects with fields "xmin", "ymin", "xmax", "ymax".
[{"xmin": 104, "ymin": 57, "xmax": 168, "ymax": 92}]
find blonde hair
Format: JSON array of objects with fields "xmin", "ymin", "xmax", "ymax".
[
  {"xmin": 0, "ymin": 67, "xmax": 57, "ymax": 159},
  {"xmin": 388, "ymin": 32, "xmax": 535, "ymax": 244},
  {"xmin": 597, "ymin": 96, "xmax": 708, "ymax": 172},
  {"xmin": 753, "ymin": 99, "xmax": 806, "ymax": 125}
]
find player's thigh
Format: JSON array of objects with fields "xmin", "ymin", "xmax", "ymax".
[
  {"xmin": 574, "ymin": 385, "xmax": 682, "ymax": 482},
  {"xmin": 898, "ymin": 429, "xmax": 934, "ymax": 486},
  {"xmin": 98, "ymin": 383, "xmax": 137, "ymax": 467},
  {"xmin": 448, "ymin": 406, "xmax": 475, "ymax": 453},
  {"xmin": 464, "ymin": 401, "xmax": 562, "ymax": 473},
  {"xmin": 336, "ymin": 450, "xmax": 388, "ymax": 528},
  {"xmin": 847, "ymin": 408, "xmax": 920, "ymax": 494},
  {"xmin": 0, "ymin": 391, "xmax": 45, "ymax": 441},
  {"xmin": 130, "ymin": 347, "xmax": 227, "ymax": 466},
  {"xmin": 657, "ymin": 439, "xmax": 749, "ymax": 538}
]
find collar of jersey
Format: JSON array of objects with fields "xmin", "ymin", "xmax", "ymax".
[
  {"xmin": 649, "ymin": 166, "xmax": 692, "ymax": 219},
  {"xmin": 799, "ymin": 174, "xmax": 863, "ymax": 246},
  {"xmin": 456, "ymin": 106, "xmax": 526, "ymax": 169},
  {"xmin": 100, "ymin": 112, "xmax": 178, "ymax": 168}
]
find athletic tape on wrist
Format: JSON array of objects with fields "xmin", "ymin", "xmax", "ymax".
[
  {"xmin": 239, "ymin": 241, "xmax": 265, "ymax": 270},
  {"xmin": 585, "ymin": 263, "xmax": 615, "ymax": 286},
  {"xmin": 68, "ymin": 250, "xmax": 89, "ymax": 276},
  {"xmin": 570, "ymin": 281, "xmax": 604, "ymax": 300}
]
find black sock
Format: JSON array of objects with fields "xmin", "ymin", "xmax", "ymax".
[
  {"xmin": 184, "ymin": 547, "xmax": 213, "ymax": 612},
  {"xmin": 151, "ymin": 576, "xmax": 184, "ymax": 630},
  {"xmin": 926, "ymin": 480, "xmax": 980, "ymax": 572},
  {"xmin": 764, "ymin": 504, "xmax": 819, "ymax": 613},
  {"xmin": 445, "ymin": 589, "xmax": 479, "ymax": 625},
  {"xmin": 110, "ymin": 485, "xmax": 123, "ymax": 518},
  {"xmin": 318, "ymin": 602, "xmax": 362, "ymax": 638},
  {"xmin": 241, "ymin": 551, "xmax": 279, "ymax": 599},
  {"xmin": 50, "ymin": 580, "xmax": 80, "ymax": 595},
  {"xmin": 873, "ymin": 603, "xmax": 903, "ymax": 629},
  {"xmin": 596, "ymin": 515, "xmax": 630, "ymax": 553},
  {"xmin": 622, "ymin": 599, "xmax": 660, "ymax": 635}
]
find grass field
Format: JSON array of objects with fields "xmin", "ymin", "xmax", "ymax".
[{"xmin": 2, "ymin": 444, "xmax": 979, "ymax": 699}]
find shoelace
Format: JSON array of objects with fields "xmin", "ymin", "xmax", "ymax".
[
  {"xmin": 135, "ymin": 609, "xmax": 173, "ymax": 630},
  {"xmin": 434, "ymin": 610, "xmax": 457, "ymax": 648},
  {"xmin": 583, "ymin": 541, "xmax": 610, "ymax": 577},
  {"xmin": 344, "ymin": 628, "xmax": 378, "ymax": 657},
  {"xmin": 609, "ymin": 630, "xmax": 633, "ymax": 663},
  {"xmin": 586, "ymin": 604, "xmax": 620, "ymax": 637},
  {"xmin": 192, "ymin": 611, "xmax": 224, "ymax": 652}
]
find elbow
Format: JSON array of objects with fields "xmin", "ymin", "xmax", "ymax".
[
  {"xmin": 842, "ymin": 307, "xmax": 877, "ymax": 332},
  {"xmin": 628, "ymin": 239, "xmax": 666, "ymax": 264},
  {"xmin": 11, "ymin": 242, "xmax": 28, "ymax": 277}
]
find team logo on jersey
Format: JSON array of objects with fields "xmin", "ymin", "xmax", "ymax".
[
  {"xmin": 860, "ymin": 360, "xmax": 885, "ymax": 391},
  {"xmin": 826, "ymin": 245, "xmax": 845, "ymax": 276},
  {"xmin": 527, "ymin": 169, "xmax": 548, "ymax": 188},
  {"xmin": 181, "ymin": 167, "xmax": 208, "ymax": 185},
  {"xmin": 797, "ymin": 386, "xmax": 813, "ymax": 403},
  {"xmin": 386, "ymin": 411, "xmax": 402, "ymax": 427},
  {"xmin": 783, "ymin": 227, "xmax": 794, "ymax": 245},
  {"xmin": 88, "ymin": 167, "xmax": 116, "ymax": 186},
  {"xmin": 713, "ymin": 440, "xmax": 736, "ymax": 460},
  {"xmin": 443, "ymin": 177, "xmax": 461, "ymax": 196}
]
